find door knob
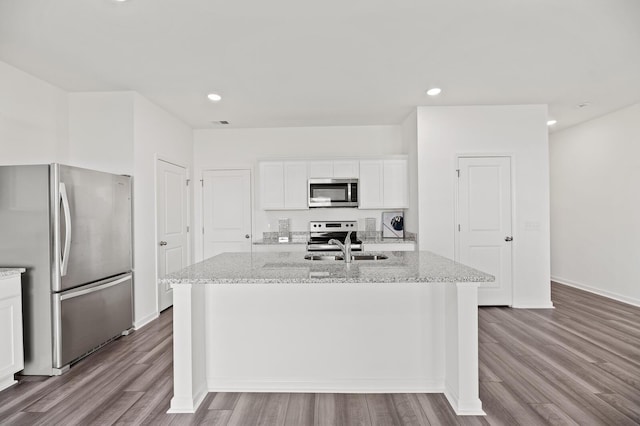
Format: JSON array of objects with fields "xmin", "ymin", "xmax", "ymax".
[
  {"xmin": 505, "ymin": 236, "xmax": 513, "ymax": 242},
  {"xmin": 159, "ymin": 241, "xmax": 168, "ymax": 246},
  {"xmin": 245, "ymin": 234, "xmax": 250, "ymax": 239}
]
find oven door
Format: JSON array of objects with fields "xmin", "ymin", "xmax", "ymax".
[{"xmin": 308, "ymin": 179, "xmax": 358, "ymax": 208}]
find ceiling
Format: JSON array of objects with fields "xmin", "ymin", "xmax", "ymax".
[{"xmin": 1, "ymin": 0, "xmax": 639, "ymax": 131}]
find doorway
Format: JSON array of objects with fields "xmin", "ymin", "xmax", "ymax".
[
  {"xmin": 156, "ymin": 159, "xmax": 189, "ymax": 312},
  {"xmin": 456, "ymin": 156, "xmax": 513, "ymax": 306},
  {"xmin": 202, "ymin": 169, "xmax": 252, "ymax": 259}
]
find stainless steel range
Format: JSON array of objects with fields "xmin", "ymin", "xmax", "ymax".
[{"xmin": 307, "ymin": 221, "xmax": 362, "ymax": 252}]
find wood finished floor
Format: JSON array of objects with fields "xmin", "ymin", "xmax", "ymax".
[{"xmin": 1, "ymin": 282, "xmax": 639, "ymax": 425}]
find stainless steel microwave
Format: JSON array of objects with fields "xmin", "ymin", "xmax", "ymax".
[{"xmin": 308, "ymin": 178, "xmax": 359, "ymax": 208}]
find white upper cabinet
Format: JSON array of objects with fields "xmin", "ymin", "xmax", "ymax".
[
  {"xmin": 332, "ymin": 160, "xmax": 359, "ymax": 178},
  {"xmin": 261, "ymin": 157, "xmax": 406, "ymax": 210},
  {"xmin": 359, "ymin": 160, "xmax": 385, "ymax": 208},
  {"xmin": 260, "ymin": 162, "xmax": 285, "ymax": 209},
  {"xmin": 359, "ymin": 158, "xmax": 408, "ymax": 209},
  {"xmin": 308, "ymin": 160, "xmax": 359, "ymax": 178},
  {"xmin": 260, "ymin": 161, "xmax": 309, "ymax": 210},
  {"xmin": 307, "ymin": 161, "xmax": 333, "ymax": 178},
  {"xmin": 383, "ymin": 159, "xmax": 408, "ymax": 208},
  {"xmin": 284, "ymin": 161, "xmax": 309, "ymax": 210}
]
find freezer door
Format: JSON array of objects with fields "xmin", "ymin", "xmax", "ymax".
[
  {"xmin": 52, "ymin": 164, "xmax": 132, "ymax": 291},
  {"xmin": 52, "ymin": 273, "xmax": 133, "ymax": 369}
]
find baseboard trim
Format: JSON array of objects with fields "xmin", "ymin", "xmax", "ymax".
[
  {"xmin": 207, "ymin": 377, "xmax": 444, "ymax": 393},
  {"xmin": 133, "ymin": 311, "xmax": 159, "ymax": 330},
  {"xmin": 552, "ymin": 276, "xmax": 640, "ymax": 308},
  {"xmin": 167, "ymin": 385, "xmax": 208, "ymax": 414},
  {"xmin": 444, "ymin": 389, "xmax": 485, "ymax": 416}
]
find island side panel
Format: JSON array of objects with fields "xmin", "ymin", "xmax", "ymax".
[
  {"xmin": 204, "ymin": 282, "xmax": 445, "ymax": 392},
  {"xmin": 444, "ymin": 282, "xmax": 484, "ymax": 415},
  {"xmin": 169, "ymin": 283, "xmax": 207, "ymax": 413}
]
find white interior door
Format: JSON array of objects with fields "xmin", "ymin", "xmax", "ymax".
[
  {"xmin": 156, "ymin": 160, "xmax": 188, "ymax": 312},
  {"xmin": 203, "ymin": 169, "xmax": 252, "ymax": 259},
  {"xmin": 457, "ymin": 156, "xmax": 513, "ymax": 306}
]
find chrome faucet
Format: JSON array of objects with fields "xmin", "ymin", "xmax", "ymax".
[{"xmin": 329, "ymin": 230, "xmax": 353, "ymax": 263}]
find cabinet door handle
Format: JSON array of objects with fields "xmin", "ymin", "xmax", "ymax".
[
  {"xmin": 159, "ymin": 241, "xmax": 168, "ymax": 246},
  {"xmin": 245, "ymin": 234, "xmax": 250, "ymax": 239},
  {"xmin": 505, "ymin": 236, "xmax": 513, "ymax": 242}
]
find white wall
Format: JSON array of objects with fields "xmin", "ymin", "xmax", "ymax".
[
  {"xmin": 550, "ymin": 103, "xmax": 640, "ymax": 307},
  {"xmin": 416, "ymin": 105, "xmax": 551, "ymax": 308},
  {"xmin": 66, "ymin": 92, "xmax": 194, "ymax": 327},
  {"xmin": 68, "ymin": 92, "xmax": 134, "ymax": 174},
  {"xmin": 0, "ymin": 60, "xmax": 68, "ymax": 164},
  {"xmin": 133, "ymin": 93, "xmax": 194, "ymax": 327},
  {"xmin": 193, "ymin": 125, "xmax": 403, "ymax": 261},
  {"xmin": 401, "ymin": 110, "xmax": 419, "ymax": 243}
]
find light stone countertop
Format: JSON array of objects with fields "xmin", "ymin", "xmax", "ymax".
[
  {"xmin": 360, "ymin": 237, "xmax": 415, "ymax": 245},
  {"xmin": 0, "ymin": 268, "xmax": 26, "ymax": 278},
  {"xmin": 161, "ymin": 251, "xmax": 494, "ymax": 285},
  {"xmin": 252, "ymin": 239, "xmax": 307, "ymax": 245}
]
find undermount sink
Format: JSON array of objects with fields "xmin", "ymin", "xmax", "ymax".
[
  {"xmin": 351, "ymin": 254, "xmax": 388, "ymax": 261},
  {"xmin": 304, "ymin": 254, "xmax": 344, "ymax": 261},
  {"xmin": 304, "ymin": 254, "xmax": 388, "ymax": 261}
]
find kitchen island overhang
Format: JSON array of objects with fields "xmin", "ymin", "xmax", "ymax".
[{"xmin": 161, "ymin": 251, "xmax": 494, "ymax": 416}]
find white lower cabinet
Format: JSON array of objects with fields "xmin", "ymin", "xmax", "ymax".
[{"xmin": 0, "ymin": 272, "xmax": 24, "ymax": 391}]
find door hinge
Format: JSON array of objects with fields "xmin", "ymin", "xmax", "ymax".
[
  {"xmin": 186, "ymin": 226, "xmax": 189, "ymax": 233},
  {"xmin": 200, "ymin": 179, "xmax": 204, "ymax": 186},
  {"xmin": 458, "ymin": 224, "xmax": 461, "ymax": 232},
  {"xmin": 186, "ymin": 179, "xmax": 190, "ymax": 186},
  {"xmin": 202, "ymin": 227, "xmax": 205, "ymax": 234},
  {"xmin": 456, "ymin": 169, "xmax": 460, "ymax": 178}
]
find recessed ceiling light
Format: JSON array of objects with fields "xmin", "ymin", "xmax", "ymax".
[
  {"xmin": 576, "ymin": 102, "xmax": 591, "ymax": 109},
  {"xmin": 207, "ymin": 93, "xmax": 222, "ymax": 102},
  {"xmin": 426, "ymin": 88, "xmax": 442, "ymax": 96},
  {"xmin": 547, "ymin": 120, "xmax": 557, "ymax": 126}
]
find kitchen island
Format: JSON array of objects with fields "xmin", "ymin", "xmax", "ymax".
[{"xmin": 161, "ymin": 251, "xmax": 493, "ymax": 416}]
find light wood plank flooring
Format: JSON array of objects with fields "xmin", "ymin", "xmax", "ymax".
[{"xmin": 1, "ymin": 282, "xmax": 639, "ymax": 425}]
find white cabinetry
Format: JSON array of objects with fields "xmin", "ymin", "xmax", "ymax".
[
  {"xmin": 332, "ymin": 160, "xmax": 359, "ymax": 178},
  {"xmin": 260, "ymin": 162, "xmax": 285, "ymax": 209},
  {"xmin": 284, "ymin": 162, "xmax": 308, "ymax": 209},
  {"xmin": 260, "ymin": 161, "xmax": 309, "ymax": 210},
  {"xmin": 359, "ymin": 160, "xmax": 385, "ymax": 208},
  {"xmin": 383, "ymin": 159, "xmax": 408, "ymax": 208},
  {"xmin": 359, "ymin": 158, "xmax": 408, "ymax": 209},
  {"xmin": 0, "ymin": 271, "xmax": 24, "ymax": 391},
  {"xmin": 307, "ymin": 161, "xmax": 333, "ymax": 178},
  {"xmin": 260, "ymin": 157, "xmax": 406, "ymax": 210},
  {"xmin": 308, "ymin": 160, "xmax": 359, "ymax": 178}
]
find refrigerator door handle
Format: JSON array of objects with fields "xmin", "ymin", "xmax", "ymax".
[
  {"xmin": 60, "ymin": 182, "xmax": 72, "ymax": 276},
  {"xmin": 59, "ymin": 274, "xmax": 131, "ymax": 301}
]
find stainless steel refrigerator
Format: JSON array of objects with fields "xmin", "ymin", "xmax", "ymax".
[{"xmin": 0, "ymin": 164, "xmax": 133, "ymax": 375}]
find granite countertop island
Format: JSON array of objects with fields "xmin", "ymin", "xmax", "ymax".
[
  {"xmin": 161, "ymin": 251, "xmax": 493, "ymax": 285},
  {"xmin": 166, "ymin": 250, "xmax": 491, "ymax": 417}
]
